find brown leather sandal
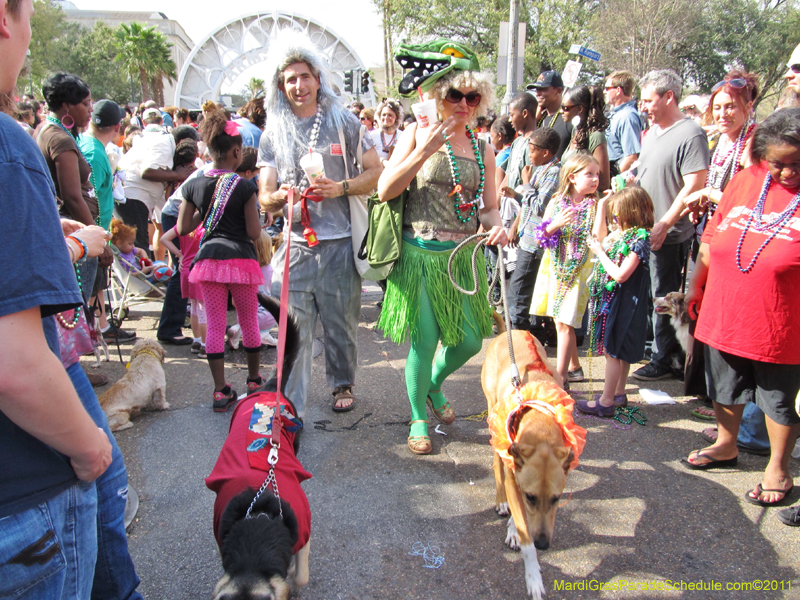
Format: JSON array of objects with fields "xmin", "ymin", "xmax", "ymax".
[
  {"xmin": 407, "ymin": 419, "xmax": 432, "ymax": 455},
  {"xmin": 332, "ymin": 386, "xmax": 356, "ymax": 413},
  {"xmin": 426, "ymin": 392, "xmax": 455, "ymax": 425}
]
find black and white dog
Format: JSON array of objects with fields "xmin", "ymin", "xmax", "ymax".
[{"xmin": 206, "ymin": 295, "xmax": 311, "ymax": 600}]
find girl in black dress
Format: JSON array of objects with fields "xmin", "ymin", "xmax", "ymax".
[{"xmin": 577, "ymin": 186, "xmax": 654, "ymax": 417}]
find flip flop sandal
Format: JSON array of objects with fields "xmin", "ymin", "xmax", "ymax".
[
  {"xmin": 681, "ymin": 450, "xmax": 738, "ymax": 470},
  {"xmin": 332, "ymin": 386, "xmax": 356, "ymax": 413},
  {"xmin": 744, "ymin": 483, "xmax": 795, "ymax": 507},
  {"xmin": 690, "ymin": 407, "xmax": 717, "ymax": 421},
  {"xmin": 700, "ymin": 427, "xmax": 718, "ymax": 444},
  {"xmin": 777, "ymin": 504, "xmax": 800, "ymax": 526}
]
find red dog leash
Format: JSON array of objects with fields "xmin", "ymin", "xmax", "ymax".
[{"xmin": 245, "ymin": 187, "xmax": 299, "ymax": 520}]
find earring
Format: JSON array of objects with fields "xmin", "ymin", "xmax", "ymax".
[{"xmin": 60, "ymin": 113, "xmax": 75, "ymax": 129}]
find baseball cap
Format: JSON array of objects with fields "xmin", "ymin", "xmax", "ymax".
[
  {"xmin": 526, "ymin": 70, "xmax": 565, "ymax": 90},
  {"xmin": 91, "ymin": 99, "xmax": 124, "ymax": 127},
  {"xmin": 142, "ymin": 107, "xmax": 162, "ymax": 121}
]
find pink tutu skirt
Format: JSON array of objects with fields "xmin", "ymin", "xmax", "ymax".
[{"xmin": 189, "ymin": 258, "xmax": 264, "ymax": 286}]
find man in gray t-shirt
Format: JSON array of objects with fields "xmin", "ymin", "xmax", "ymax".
[
  {"xmin": 257, "ymin": 35, "xmax": 381, "ymax": 416},
  {"xmin": 633, "ymin": 70, "xmax": 709, "ymax": 382}
]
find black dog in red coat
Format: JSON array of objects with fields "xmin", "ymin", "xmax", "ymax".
[{"xmin": 206, "ymin": 295, "xmax": 311, "ymax": 600}]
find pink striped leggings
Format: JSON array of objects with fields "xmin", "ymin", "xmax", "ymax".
[{"xmin": 200, "ymin": 282, "xmax": 261, "ymax": 357}]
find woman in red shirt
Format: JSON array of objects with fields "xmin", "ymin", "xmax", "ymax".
[{"xmin": 682, "ymin": 109, "xmax": 800, "ymax": 515}]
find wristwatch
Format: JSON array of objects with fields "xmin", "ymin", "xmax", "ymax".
[{"xmin": 341, "ymin": 179, "xmax": 350, "ymax": 195}]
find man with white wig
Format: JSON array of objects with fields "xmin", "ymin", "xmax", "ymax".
[{"xmin": 258, "ymin": 30, "xmax": 381, "ymax": 416}]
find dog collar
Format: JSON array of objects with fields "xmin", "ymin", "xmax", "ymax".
[
  {"xmin": 126, "ymin": 348, "xmax": 162, "ymax": 369},
  {"xmin": 488, "ymin": 381, "xmax": 586, "ymax": 472}
]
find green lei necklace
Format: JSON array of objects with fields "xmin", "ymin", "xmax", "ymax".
[{"xmin": 587, "ymin": 227, "xmax": 649, "ymax": 354}]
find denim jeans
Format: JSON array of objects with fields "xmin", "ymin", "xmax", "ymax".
[
  {"xmin": 738, "ymin": 402, "xmax": 770, "ymax": 451},
  {"xmin": 76, "ymin": 257, "xmax": 98, "ymax": 304},
  {"xmin": 271, "ymin": 237, "xmax": 361, "ymax": 418},
  {"xmin": 157, "ymin": 213, "xmax": 188, "ymax": 340},
  {"xmin": 66, "ymin": 363, "xmax": 143, "ymax": 600},
  {"xmin": 649, "ymin": 240, "xmax": 690, "ymax": 368},
  {"xmin": 0, "ymin": 481, "xmax": 97, "ymax": 600},
  {"xmin": 508, "ymin": 248, "xmax": 541, "ymax": 330}
]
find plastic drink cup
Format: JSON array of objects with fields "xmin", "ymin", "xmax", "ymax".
[
  {"xmin": 411, "ymin": 99, "xmax": 439, "ymax": 128},
  {"xmin": 299, "ymin": 150, "xmax": 325, "ymax": 183}
]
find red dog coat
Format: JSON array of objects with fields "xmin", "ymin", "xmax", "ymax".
[{"xmin": 206, "ymin": 392, "xmax": 312, "ymax": 553}]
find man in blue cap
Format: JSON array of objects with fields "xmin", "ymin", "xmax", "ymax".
[{"xmin": 527, "ymin": 70, "xmax": 573, "ymax": 159}]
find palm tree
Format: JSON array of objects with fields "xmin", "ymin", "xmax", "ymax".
[
  {"xmin": 248, "ymin": 77, "xmax": 265, "ymax": 99},
  {"xmin": 113, "ymin": 22, "xmax": 176, "ymax": 105}
]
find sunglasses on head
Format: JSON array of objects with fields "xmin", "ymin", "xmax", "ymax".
[
  {"xmin": 444, "ymin": 89, "xmax": 482, "ymax": 107},
  {"xmin": 789, "ymin": 64, "xmax": 800, "ymax": 74},
  {"xmin": 711, "ymin": 78, "xmax": 746, "ymax": 93}
]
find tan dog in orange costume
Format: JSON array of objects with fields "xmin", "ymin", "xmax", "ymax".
[{"xmin": 482, "ymin": 330, "xmax": 586, "ymax": 599}]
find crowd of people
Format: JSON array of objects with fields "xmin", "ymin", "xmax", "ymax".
[{"xmin": 2, "ymin": 0, "xmax": 800, "ymax": 594}]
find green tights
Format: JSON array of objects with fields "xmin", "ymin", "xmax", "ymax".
[{"xmin": 406, "ymin": 281, "xmax": 483, "ymax": 437}]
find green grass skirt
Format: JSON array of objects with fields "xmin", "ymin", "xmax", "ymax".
[{"xmin": 377, "ymin": 236, "xmax": 493, "ymax": 347}]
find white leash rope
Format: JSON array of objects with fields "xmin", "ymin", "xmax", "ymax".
[{"xmin": 447, "ymin": 234, "xmax": 521, "ymax": 389}]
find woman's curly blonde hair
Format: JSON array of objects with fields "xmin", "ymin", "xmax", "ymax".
[{"xmin": 426, "ymin": 70, "xmax": 496, "ymax": 126}]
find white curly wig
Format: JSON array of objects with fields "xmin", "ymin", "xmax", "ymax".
[
  {"xmin": 425, "ymin": 70, "xmax": 496, "ymax": 126},
  {"xmin": 263, "ymin": 28, "xmax": 351, "ymax": 178}
]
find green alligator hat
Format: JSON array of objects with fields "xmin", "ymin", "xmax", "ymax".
[{"xmin": 395, "ymin": 38, "xmax": 481, "ymax": 97}]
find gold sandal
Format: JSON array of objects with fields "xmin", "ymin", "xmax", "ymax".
[
  {"xmin": 426, "ymin": 392, "xmax": 455, "ymax": 425},
  {"xmin": 407, "ymin": 419, "xmax": 432, "ymax": 455}
]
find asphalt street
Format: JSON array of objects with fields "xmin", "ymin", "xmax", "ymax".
[{"xmin": 83, "ymin": 282, "xmax": 800, "ymax": 600}]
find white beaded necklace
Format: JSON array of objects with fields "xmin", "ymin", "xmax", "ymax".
[{"xmin": 285, "ymin": 106, "xmax": 323, "ymax": 190}]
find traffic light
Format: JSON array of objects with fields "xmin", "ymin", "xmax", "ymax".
[
  {"xmin": 361, "ymin": 71, "xmax": 370, "ymax": 93},
  {"xmin": 343, "ymin": 70, "xmax": 353, "ymax": 93}
]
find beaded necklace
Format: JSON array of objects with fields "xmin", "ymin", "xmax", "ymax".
[
  {"xmin": 56, "ymin": 263, "xmax": 83, "ymax": 329},
  {"xmin": 445, "ymin": 125, "xmax": 485, "ymax": 223},
  {"xmin": 587, "ymin": 228, "xmax": 650, "ymax": 354},
  {"xmin": 46, "ymin": 115, "xmax": 101, "ymax": 226},
  {"xmin": 380, "ymin": 129, "xmax": 397, "ymax": 153},
  {"xmin": 735, "ymin": 173, "xmax": 800, "ymax": 274},
  {"xmin": 550, "ymin": 194, "xmax": 596, "ymax": 316},
  {"xmin": 200, "ymin": 171, "xmax": 241, "ymax": 246},
  {"xmin": 707, "ymin": 120, "xmax": 755, "ymax": 195},
  {"xmin": 285, "ymin": 106, "xmax": 323, "ymax": 190}
]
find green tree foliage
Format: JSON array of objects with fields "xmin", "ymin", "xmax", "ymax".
[
  {"xmin": 678, "ymin": 0, "xmax": 800, "ymax": 103},
  {"xmin": 248, "ymin": 78, "xmax": 265, "ymax": 99},
  {"xmin": 374, "ymin": 0, "xmax": 595, "ymax": 97},
  {"xmin": 25, "ymin": 0, "xmax": 79, "ymax": 96},
  {"xmin": 61, "ymin": 22, "xmax": 131, "ymax": 104},
  {"xmin": 590, "ymin": 0, "xmax": 800, "ymax": 103},
  {"xmin": 113, "ymin": 22, "xmax": 177, "ymax": 107}
]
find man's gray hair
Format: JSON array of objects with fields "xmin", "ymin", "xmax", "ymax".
[
  {"xmin": 639, "ymin": 69, "xmax": 683, "ymax": 103},
  {"xmin": 263, "ymin": 29, "xmax": 352, "ymax": 180}
]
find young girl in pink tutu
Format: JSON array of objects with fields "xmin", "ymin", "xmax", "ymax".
[{"xmin": 177, "ymin": 112, "xmax": 264, "ymax": 411}]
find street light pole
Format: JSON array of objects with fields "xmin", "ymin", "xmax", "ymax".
[{"xmin": 502, "ymin": 0, "xmax": 520, "ymax": 112}]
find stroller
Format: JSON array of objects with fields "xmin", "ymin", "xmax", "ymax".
[{"xmin": 107, "ymin": 243, "xmax": 168, "ymax": 322}]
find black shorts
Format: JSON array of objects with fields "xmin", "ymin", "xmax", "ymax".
[
  {"xmin": 705, "ymin": 345, "xmax": 800, "ymax": 426},
  {"xmin": 92, "ymin": 264, "xmax": 108, "ymax": 297}
]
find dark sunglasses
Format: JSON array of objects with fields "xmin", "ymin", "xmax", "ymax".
[
  {"xmin": 444, "ymin": 89, "xmax": 482, "ymax": 107},
  {"xmin": 789, "ymin": 64, "xmax": 800, "ymax": 74},
  {"xmin": 561, "ymin": 104, "xmax": 577, "ymax": 112},
  {"xmin": 711, "ymin": 78, "xmax": 746, "ymax": 93}
]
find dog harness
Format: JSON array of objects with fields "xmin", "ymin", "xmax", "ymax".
[
  {"xmin": 206, "ymin": 392, "xmax": 311, "ymax": 553},
  {"xmin": 488, "ymin": 381, "xmax": 587, "ymax": 472}
]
